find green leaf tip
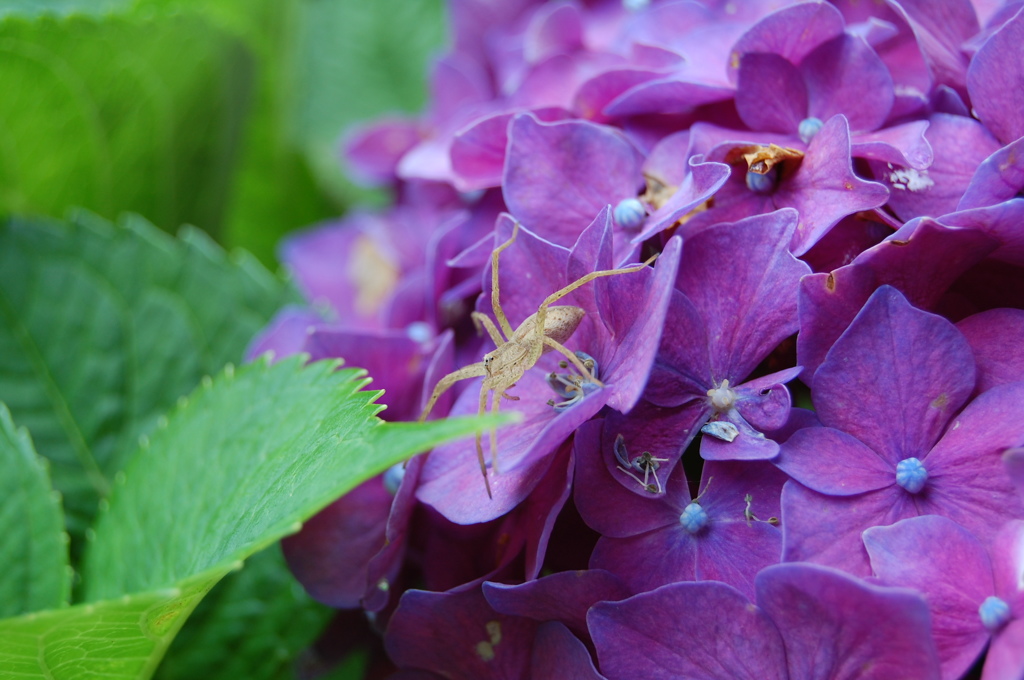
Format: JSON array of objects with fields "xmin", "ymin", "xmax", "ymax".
[{"xmin": 81, "ymin": 354, "xmax": 454, "ymax": 602}]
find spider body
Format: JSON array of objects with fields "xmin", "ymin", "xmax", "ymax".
[{"xmin": 420, "ymin": 222, "xmax": 654, "ymax": 498}]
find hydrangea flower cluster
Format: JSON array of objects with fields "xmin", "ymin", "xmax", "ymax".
[{"xmin": 249, "ymin": 1, "xmax": 1024, "ymax": 677}]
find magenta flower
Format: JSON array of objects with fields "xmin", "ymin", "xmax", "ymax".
[
  {"xmin": 589, "ymin": 562, "xmax": 941, "ymax": 680},
  {"xmin": 865, "ymin": 515, "xmax": 1024, "ymax": 680},
  {"xmin": 778, "ymin": 286, "xmax": 1024, "ymax": 575}
]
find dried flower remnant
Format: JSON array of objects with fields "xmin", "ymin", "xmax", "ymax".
[{"xmin": 613, "ymin": 433, "xmax": 668, "ymax": 494}]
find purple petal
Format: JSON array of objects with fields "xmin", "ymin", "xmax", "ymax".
[
  {"xmin": 942, "ymin": 199, "xmax": 1024, "ymax": 267},
  {"xmin": 985, "ymin": 618, "xmax": 1024, "ymax": 680},
  {"xmin": 531, "ymin": 621, "xmax": 606, "ymax": 680},
  {"xmin": 802, "ymin": 34, "xmax": 894, "ymax": 132},
  {"xmin": 523, "ymin": 1, "xmax": 582, "ymax": 63},
  {"xmin": 244, "ymin": 307, "xmax": 319, "ymax": 362},
  {"xmin": 957, "ymin": 309, "xmax": 1024, "ymax": 393},
  {"xmin": 282, "ymin": 477, "xmax": 393, "ymax": 608},
  {"xmin": 451, "ymin": 107, "xmax": 571, "ymax": 192},
  {"xmin": 781, "ymin": 481, "xmax": 912, "ymax": 577},
  {"xmin": 735, "ymin": 52, "xmax": 807, "ymax": 133},
  {"xmin": 589, "ymin": 517, "xmax": 781, "ymax": 601},
  {"xmin": 385, "ymin": 587, "xmax": 536, "ymax": 679},
  {"xmin": 645, "ymin": 290, "xmax": 714, "ymax": 409},
  {"xmin": 590, "ymin": 461, "xmax": 784, "ymax": 599},
  {"xmin": 503, "ymin": 113, "xmax": 644, "ymax": 247},
  {"xmin": 602, "ymin": 78, "xmax": 735, "ymax": 117},
  {"xmin": 967, "ymin": 5, "xmax": 1024, "ymax": 145},
  {"xmin": 776, "ymin": 426, "xmax": 894, "ymax": 496},
  {"xmin": 796, "ymin": 217, "xmax": 998, "ymax": 378},
  {"xmin": 863, "ymin": 515, "xmax": 993, "ymax": 680},
  {"xmin": 598, "ymin": 400, "xmax": 702, "ymax": 498},
  {"xmin": 756, "ymin": 562, "xmax": 942, "ymax": 680},
  {"xmin": 1006, "ymin": 449, "xmax": 1024, "ymax": 502},
  {"xmin": 483, "ymin": 570, "xmax": 631, "ymax": 643},
  {"xmin": 979, "ymin": 524, "xmax": 1024, "ymax": 677},
  {"xmin": 635, "ymin": 154, "xmax": 730, "ymax": 243},
  {"xmin": 893, "ymin": 0, "xmax": 978, "ymax": 97},
  {"xmin": 699, "ymin": 415, "xmax": 782, "ymax": 462},
  {"xmin": 923, "ymin": 381, "xmax": 1024, "ymax": 543},
  {"xmin": 870, "ymin": 114, "xmax": 1000, "ymax": 222},
  {"xmin": 959, "ymin": 137, "xmax": 1024, "ymax": 210},
  {"xmin": 730, "ymin": 2, "xmax": 846, "ymax": 76},
  {"xmin": 813, "ymin": 286, "xmax": 976, "ymax": 460},
  {"xmin": 574, "ymin": 420, "xmax": 689, "ymax": 538},
  {"xmin": 676, "ymin": 209, "xmax": 810, "ymax": 380},
  {"xmin": 417, "ymin": 369, "xmax": 603, "ymax": 524},
  {"xmin": 363, "ymin": 454, "xmax": 427, "ymax": 612},
  {"xmin": 989, "ymin": 519, "xmax": 1024, "ymax": 607},
  {"xmin": 306, "ymin": 327, "xmax": 436, "ymax": 421},
  {"xmin": 734, "ymin": 368, "xmax": 803, "ymax": 432},
  {"xmin": 851, "ymin": 120, "xmax": 933, "ymax": 169},
  {"xmin": 589, "ymin": 581, "xmax": 788, "ymax": 680},
  {"xmin": 343, "ymin": 117, "xmax": 422, "ymax": 186},
  {"xmin": 573, "ymin": 67, "xmax": 665, "ymax": 123},
  {"xmin": 779, "ymin": 115, "xmax": 889, "ymax": 255}
]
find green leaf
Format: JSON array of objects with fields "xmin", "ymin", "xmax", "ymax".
[
  {"xmin": 84, "ymin": 355, "xmax": 506, "ymax": 599},
  {"xmin": 0, "ymin": 212, "xmax": 294, "ymax": 547},
  {"xmin": 0, "ymin": 574, "xmax": 213, "ymax": 680},
  {"xmin": 0, "ymin": 403, "xmax": 70, "ymax": 617},
  {"xmin": 154, "ymin": 545, "xmax": 331, "ymax": 680},
  {"xmin": 0, "ymin": 356, "xmax": 512, "ymax": 679},
  {"xmin": 0, "ymin": 10, "xmax": 251, "ymax": 238},
  {"xmin": 0, "ymin": 0, "xmax": 129, "ymax": 18}
]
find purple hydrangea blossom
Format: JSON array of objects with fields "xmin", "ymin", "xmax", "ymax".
[
  {"xmin": 416, "ymin": 210, "xmax": 680, "ymax": 524},
  {"xmin": 778, "ymin": 286, "xmax": 1024, "ymax": 575},
  {"xmin": 864, "ymin": 515, "xmax": 1024, "ymax": 680},
  {"xmin": 588, "ymin": 562, "xmax": 941, "ymax": 680},
  {"xmin": 253, "ymin": 0, "xmax": 1024, "ymax": 676}
]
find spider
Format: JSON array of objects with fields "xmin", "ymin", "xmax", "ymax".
[{"xmin": 419, "ymin": 221, "xmax": 657, "ymax": 498}]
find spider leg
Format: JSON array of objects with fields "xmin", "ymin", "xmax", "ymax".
[
  {"xmin": 540, "ymin": 254, "xmax": 658, "ymax": 309},
  {"xmin": 477, "ymin": 384, "xmax": 494, "ymax": 499},
  {"xmin": 472, "ymin": 311, "xmax": 506, "ymax": 347},
  {"xmin": 419, "ymin": 362, "xmax": 488, "ymax": 421},
  {"xmin": 490, "ymin": 395, "xmax": 501, "ymax": 475},
  {"xmin": 490, "ymin": 221, "xmax": 520, "ymax": 339},
  {"xmin": 543, "ymin": 336, "xmax": 603, "ymax": 386}
]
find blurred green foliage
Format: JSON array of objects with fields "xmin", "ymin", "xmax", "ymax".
[{"xmin": 0, "ymin": 0, "xmax": 446, "ymax": 265}]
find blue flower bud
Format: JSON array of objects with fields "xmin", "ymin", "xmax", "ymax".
[
  {"xmin": 614, "ymin": 197, "xmax": 647, "ymax": 230},
  {"xmin": 679, "ymin": 502, "xmax": 709, "ymax": 533},
  {"xmin": 745, "ymin": 166, "xmax": 778, "ymax": 194},
  {"xmin": 622, "ymin": 0, "xmax": 650, "ymax": 11},
  {"xmin": 895, "ymin": 457, "xmax": 928, "ymax": 494},
  {"xmin": 798, "ymin": 117, "xmax": 824, "ymax": 144},
  {"xmin": 979, "ymin": 595, "xmax": 1011, "ymax": 632},
  {"xmin": 383, "ymin": 463, "xmax": 406, "ymax": 495}
]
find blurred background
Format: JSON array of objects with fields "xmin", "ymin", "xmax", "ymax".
[
  {"xmin": 0, "ymin": 1, "xmax": 445, "ymax": 677},
  {"xmin": 0, "ymin": 0, "xmax": 445, "ymax": 266}
]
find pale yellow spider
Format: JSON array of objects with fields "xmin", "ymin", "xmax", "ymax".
[{"xmin": 419, "ymin": 221, "xmax": 656, "ymax": 497}]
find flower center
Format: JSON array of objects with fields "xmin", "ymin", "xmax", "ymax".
[
  {"xmin": 895, "ymin": 457, "xmax": 928, "ymax": 494},
  {"xmin": 707, "ymin": 379, "xmax": 737, "ymax": 412},
  {"xmin": 679, "ymin": 502, "xmax": 709, "ymax": 534},
  {"xmin": 798, "ymin": 117, "xmax": 823, "ymax": 144},
  {"xmin": 745, "ymin": 165, "xmax": 779, "ymax": 194},
  {"xmin": 546, "ymin": 351, "xmax": 600, "ymax": 411},
  {"xmin": 613, "ymin": 197, "xmax": 647, "ymax": 230},
  {"xmin": 979, "ymin": 596, "xmax": 1011, "ymax": 632}
]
